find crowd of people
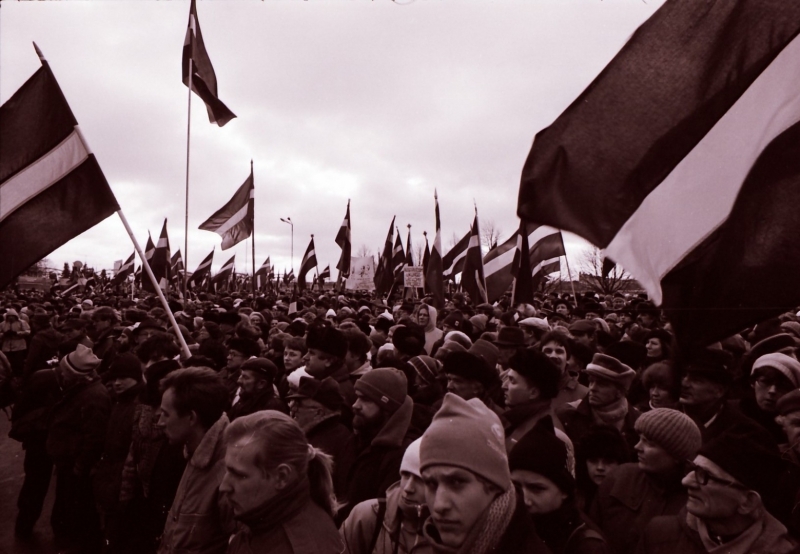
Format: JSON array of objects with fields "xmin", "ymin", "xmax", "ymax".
[{"xmin": 3, "ymin": 285, "xmax": 800, "ymax": 554}]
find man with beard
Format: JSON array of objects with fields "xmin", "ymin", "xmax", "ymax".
[
  {"xmin": 341, "ymin": 368, "xmax": 416, "ymax": 521},
  {"xmin": 227, "ymin": 357, "xmax": 287, "ymax": 421}
]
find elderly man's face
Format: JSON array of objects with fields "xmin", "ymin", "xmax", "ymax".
[
  {"xmin": 682, "ymin": 455, "xmax": 748, "ymax": 520},
  {"xmin": 680, "ymin": 374, "xmax": 725, "ymax": 408},
  {"xmin": 587, "ymin": 376, "xmax": 622, "ymax": 408}
]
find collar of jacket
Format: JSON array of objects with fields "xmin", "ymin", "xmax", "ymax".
[
  {"xmin": 187, "ymin": 413, "xmax": 229, "ymax": 469},
  {"xmin": 371, "ymin": 396, "xmax": 414, "ymax": 449}
]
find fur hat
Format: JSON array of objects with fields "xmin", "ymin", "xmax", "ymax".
[
  {"xmin": 306, "ymin": 323, "xmax": 347, "ymax": 359},
  {"xmin": 468, "ymin": 339, "xmax": 499, "ymax": 371},
  {"xmin": 421, "ymin": 393, "xmax": 510, "ymax": 490},
  {"xmin": 683, "ymin": 348, "xmax": 735, "ymax": 385},
  {"xmin": 441, "ymin": 351, "xmax": 498, "ymax": 390},
  {"xmin": 107, "ymin": 353, "xmax": 143, "ymax": 382},
  {"xmin": 585, "ymin": 353, "xmax": 636, "ymax": 390}
]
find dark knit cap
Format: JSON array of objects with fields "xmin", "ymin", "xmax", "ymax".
[
  {"xmin": 227, "ymin": 337, "xmax": 261, "ymax": 358},
  {"xmin": 683, "ymin": 348, "xmax": 735, "ymax": 385},
  {"xmin": 509, "ymin": 417, "xmax": 574, "ymax": 494},
  {"xmin": 442, "ymin": 351, "xmax": 498, "ymax": 390},
  {"xmin": 306, "ymin": 323, "xmax": 347, "ymax": 359},
  {"xmin": 354, "ymin": 368, "xmax": 408, "ymax": 414},
  {"xmin": 240, "ymin": 357, "xmax": 278, "ymax": 382},
  {"xmin": 495, "ymin": 326, "xmax": 525, "ymax": 347},
  {"xmin": 288, "ymin": 376, "xmax": 344, "ymax": 412},
  {"xmin": 508, "ymin": 348, "xmax": 561, "ymax": 399},
  {"xmin": 107, "ymin": 353, "xmax": 143, "ymax": 382},
  {"xmin": 698, "ymin": 431, "xmax": 783, "ymax": 500},
  {"xmin": 634, "ymin": 408, "xmax": 701, "ymax": 461}
]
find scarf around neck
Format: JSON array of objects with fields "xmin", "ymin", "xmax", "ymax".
[{"xmin": 592, "ymin": 396, "xmax": 628, "ymax": 429}]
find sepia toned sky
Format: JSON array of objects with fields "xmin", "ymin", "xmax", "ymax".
[{"xmin": 1, "ymin": 0, "xmax": 665, "ymax": 278}]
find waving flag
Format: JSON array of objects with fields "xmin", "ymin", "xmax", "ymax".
[
  {"xmin": 143, "ymin": 219, "xmax": 170, "ymax": 293},
  {"xmin": 0, "ymin": 46, "xmax": 119, "ymax": 289},
  {"xmin": 188, "ymin": 249, "xmax": 214, "ymax": 289},
  {"xmin": 442, "ymin": 229, "xmax": 470, "ymax": 279},
  {"xmin": 518, "ymin": 1, "xmax": 800, "ymax": 350},
  {"xmin": 255, "ymin": 257, "xmax": 270, "ymax": 290},
  {"xmin": 392, "ymin": 231, "xmax": 406, "ymax": 283},
  {"xmin": 425, "ymin": 192, "xmax": 444, "ymax": 308},
  {"xmin": 182, "ymin": 0, "xmax": 236, "ymax": 126},
  {"xmin": 374, "ymin": 216, "xmax": 395, "ymax": 296},
  {"xmin": 335, "ymin": 200, "xmax": 352, "ymax": 278},
  {"xmin": 212, "ymin": 255, "xmax": 235, "ymax": 287},
  {"xmin": 199, "ymin": 166, "xmax": 254, "ymax": 250},
  {"xmin": 298, "ymin": 236, "xmax": 317, "ymax": 292},
  {"xmin": 461, "ymin": 213, "xmax": 487, "ymax": 304},
  {"xmin": 112, "ymin": 252, "xmax": 135, "ymax": 286},
  {"xmin": 171, "ymin": 249, "xmax": 184, "ymax": 275}
]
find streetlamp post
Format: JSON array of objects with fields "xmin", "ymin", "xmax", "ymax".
[{"xmin": 280, "ymin": 217, "xmax": 293, "ymax": 277}]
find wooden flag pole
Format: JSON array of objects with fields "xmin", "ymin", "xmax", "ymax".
[
  {"xmin": 562, "ymin": 254, "xmax": 578, "ymax": 302},
  {"xmin": 183, "ymin": 57, "xmax": 193, "ymax": 303},
  {"xmin": 250, "ymin": 160, "xmax": 255, "ymax": 297},
  {"xmin": 117, "ymin": 210, "xmax": 191, "ymax": 358}
]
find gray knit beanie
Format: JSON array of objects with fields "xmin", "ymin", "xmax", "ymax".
[{"xmin": 634, "ymin": 408, "xmax": 701, "ymax": 461}]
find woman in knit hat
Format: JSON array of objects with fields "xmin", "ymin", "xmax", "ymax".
[
  {"xmin": 509, "ymin": 417, "xmax": 609, "ymax": 554},
  {"xmin": 589, "ymin": 408, "xmax": 702, "ymax": 554},
  {"xmin": 737, "ymin": 352, "xmax": 800, "ymax": 444}
]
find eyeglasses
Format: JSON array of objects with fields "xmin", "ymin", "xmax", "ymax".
[
  {"xmin": 685, "ymin": 462, "xmax": 745, "ymax": 489},
  {"xmin": 754, "ymin": 375, "xmax": 795, "ymax": 393}
]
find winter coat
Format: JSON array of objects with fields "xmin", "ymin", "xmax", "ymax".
[
  {"xmin": 9, "ymin": 367, "xmax": 61, "ymax": 443},
  {"xmin": 228, "ymin": 386, "xmax": 288, "ymax": 421},
  {"xmin": 46, "ymin": 376, "xmax": 111, "ymax": 476},
  {"xmin": 158, "ymin": 414, "xmax": 235, "ymax": 554},
  {"xmin": 23, "ymin": 326, "xmax": 62, "ymax": 377},
  {"xmin": 635, "ymin": 508, "xmax": 797, "ymax": 554},
  {"xmin": 340, "ymin": 482, "xmax": 432, "ymax": 554},
  {"xmin": 342, "ymin": 396, "xmax": 416, "ymax": 521},
  {"xmin": 225, "ymin": 479, "xmax": 343, "ymax": 554},
  {"xmin": 557, "ymin": 397, "xmax": 641, "ymax": 457},
  {"xmin": 589, "ymin": 463, "xmax": 686, "ymax": 554},
  {"xmin": 1, "ymin": 310, "xmax": 30, "ymax": 352},
  {"xmin": 306, "ymin": 413, "xmax": 357, "ymax": 499},
  {"xmin": 93, "ymin": 382, "xmax": 144, "ymax": 511},
  {"xmin": 533, "ymin": 503, "xmax": 609, "ymax": 554}
]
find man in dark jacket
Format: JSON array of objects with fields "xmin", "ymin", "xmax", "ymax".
[
  {"xmin": 289, "ymin": 376, "xmax": 356, "ymax": 498},
  {"xmin": 23, "ymin": 312, "xmax": 62, "ymax": 378},
  {"xmin": 228, "ymin": 357, "xmax": 287, "ymax": 420},
  {"xmin": 304, "ymin": 323, "xmax": 356, "ymax": 423},
  {"xmin": 46, "ymin": 344, "xmax": 112, "ymax": 553},
  {"xmin": 341, "ymin": 368, "xmax": 416, "ymax": 521}
]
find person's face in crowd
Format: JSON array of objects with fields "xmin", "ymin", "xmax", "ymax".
[
  {"xmin": 639, "ymin": 313, "xmax": 656, "ymax": 327},
  {"xmin": 752, "ymin": 368, "xmax": 795, "ymax": 413},
  {"xmin": 158, "ymin": 388, "xmax": 194, "ymax": 445},
  {"xmin": 682, "ymin": 455, "xmax": 748, "ymax": 520},
  {"xmin": 249, "ymin": 314, "xmax": 263, "ymax": 327},
  {"xmin": 344, "ymin": 348, "xmax": 361, "ymax": 372},
  {"xmin": 302, "ymin": 312, "xmax": 316, "ymax": 325},
  {"xmin": 399, "ymin": 471, "xmax": 426, "ymax": 513},
  {"xmin": 220, "ymin": 441, "xmax": 280, "ymax": 517},
  {"xmin": 555, "ymin": 304, "xmax": 570, "ymax": 317},
  {"xmin": 352, "ymin": 391, "xmax": 383, "ymax": 432},
  {"xmin": 621, "ymin": 313, "xmax": 634, "ymax": 325},
  {"xmin": 571, "ymin": 329, "xmax": 594, "ymax": 349},
  {"xmin": 196, "ymin": 327, "xmax": 210, "ymax": 342},
  {"xmin": 585, "ymin": 311, "xmax": 600, "ymax": 321},
  {"xmin": 635, "ymin": 434, "xmax": 679, "ymax": 475},
  {"xmin": 283, "ymin": 348, "xmax": 304, "ymax": 372},
  {"xmin": 423, "ymin": 466, "xmax": 498, "ymax": 548},
  {"xmin": 136, "ymin": 327, "xmax": 160, "ymax": 345},
  {"xmin": 303, "ymin": 348, "xmax": 333, "ymax": 378},
  {"xmin": 417, "ymin": 308, "xmax": 430, "ymax": 328},
  {"xmin": 502, "ymin": 370, "xmax": 537, "ymax": 408},
  {"xmin": 587, "ymin": 376, "xmax": 622, "ymax": 408},
  {"xmin": 542, "ymin": 341, "xmax": 568, "ymax": 375},
  {"xmin": 112, "ymin": 377, "xmax": 138, "ymax": 396},
  {"xmin": 237, "ymin": 369, "xmax": 266, "ymax": 399},
  {"xmin": 779, "ymin": 411, "xmax": 800, "ymax": 452},
  {"xmin": 511, "ymin": 470, "xmax": 567, "ymax": 516},
  {"xmin": 645, "ymin": 338, "xmax": 664, "ymax": 358},
  {"xmin": 290, "ymin": 397, "xmax": 324, "ymax": 428},
  {"xmin": 612, "ymin": 297, "xmax": 626, "ymax": 311},
  {"xmin": 680, "ymin": 374, "xmax": 725, "ymax": 408},
  {"xmin": 586, "ymin": 458, "xmax": 619, "ymax": 486},
  {"xmin": 445, "ymin": 374, "xmax": 483, "ymax": 401},
  {"xmin": 93, "ymin": 316, "xmax": 113, "ymax": 334},
  {"xmin": 227, "ymin": 349, "xmax": 247, "ymax": 371},
  {"xmin": 649, "ymin": 382, "xmax": 675, "ymax": 409}
]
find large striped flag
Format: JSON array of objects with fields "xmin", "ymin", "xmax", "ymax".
[
  {"xmin": 484, "ymin": 223, "xmax": 566, "ymax": 303},
  {"xmin": 188, "ymin": 249, "xmax": 214, "ymax": 289},
  {"xmin": 0, "ymin": 46, "xmax": 119, "ymax": 289},
  {"xmin": 461, "ymin": 213, "xmax": 487, "ymax": 304},
  {"xmin": 511, "ymin": 222, "xmax": 533, "ymax": 305},
  {"xmin": 298, "ymin": 236, "xmax": 317, "ymax": 292},
  {"xmin": 518, "ymin": 1, "xmax": 800, "ymax": 350},
  {"xmin": 374, "ymin": 216, "xmax": 396, "ymax": 296},
  {"xmin": 182, "ymin": 0, "xmax": 236, "ymax": 126},
  {"xmin": 335, "ymin": 200, "xmax": 352, "ymax": 278},
  {"xmin": 112, "ymin": 252, "xmax": 135, "ymax": 286},
  {"xmin": 425, "ymin": 192, "xmax": 444, "ymax": 308},
  {"xmin": 319, "ymin": 264, "xmax": 331, "ymax": 280},
  {"xmin": 199, "ymin": 165, "xmax": 254, "ymax": 250},
  {"xmin": 212, "ymin": 255, "xmax": 235, "ymax": 287},
  {"xmin": 442, "ymin": 229, "xmax": 470, "ymax": 279},
  {"xmin": 392, "ymin": 230, "xmax": 406, "ymax": 283}
]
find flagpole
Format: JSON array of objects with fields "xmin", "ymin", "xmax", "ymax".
[
  {"xmin": 562, "ymin": 254, "xmax": 578, "ymax": 302},
  {"xmin": 183, "ymin": 57, "xmax": 193, "ymax": 304},
  {"xmin": 117, "ymin": 210, "xmax": 191, "ymax": 358}
]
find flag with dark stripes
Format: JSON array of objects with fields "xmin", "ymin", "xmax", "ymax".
[
  {"xmin": 255, "ymin": 256, "xmax": 270, "ymax": 290},
  {"xmin": 213, "ymin": 255, "xmax": 235, "ymax": 286},
  {"xmin": 140, "ymin": 233, "xmax": 157, "ymax": 293},
  {"xmin": 298, "ymin": 236, "xmax": 317, "ymax": 292},
  {"xmin": 143, "ymin": 219, "xmax": 170, "ymax": 293},
  {"xmin": 335, "ymin": 200, "xmax": 352, "ymax": 278},
  {"xmin": 405, "ymin": 226, "xmax": 414, "ymax": 267},
  {"xmin": 442, "ymin": 229, "xmax": 470, "ymax": 279},
  {"xmin": 134, "ymin": 265, "xmax": 142, "ymax": 287},
  {"xmin": 171, "ymin": 249, "xmax": 184, "ymax": 276},
  {"xmin": 374, "ymin": 216, "xmax": 395, "ymax": 296},
  {"xmin": 484, "ymin": 223, "xmax": 565, "ymax": 303},
  {"xmin": 199, "ymin": 166, "xmax": 253, "ymax": 249},
  {"xmin": 182, "ymin": 0, "xmax": 236, "ymax": 126},
  {"xmin": 518, "ymin": 1, "xmax": 800, "ymax": 350},
  {"xmin": 511, "ymin": 221, "xmax": 533, "ymax": 305},
  {"xmin": 425, "ymin": 192, "xmax": 444, "ymax": 308},
  {"xmin": 0, "ymin": 49, "xmax": 120, "ymax": 289},
  {"xmin": 423, "ymin": 233, "xmax": 431, "ymax": 275},
  {"xmin": 392, "ymin": 230, "xmax": 406, "ymax": 283},
  {"xmin": 188, "ymin": 249, "xmax": 214, "ymax": 288},
  {"xmin": 461, "ymin": 213, "xmax": 487, "ymax": 304},
  {"xmin": 320, "ymin": 264, "xmax": 331, "ymax": 280},
  {"xmin": 112, "ymin": 252, "xmax": 135, "ymax": 286}
]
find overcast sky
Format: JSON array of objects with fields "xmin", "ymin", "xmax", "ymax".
[{"xmin": 1, "ymin": 0, "xmax": 665, "ymax": 280}]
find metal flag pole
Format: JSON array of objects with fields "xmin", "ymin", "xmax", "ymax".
[
  {"xmin": 250, "ymin": 160, "xmax": 255, "ymax": 296},
  {"xmin": 183, "ymin": 57, "xmax": 193, "ymax": 303},
  {"xmin": 117, "ymin": 210, "xmax": 191, "ymax": 358}
]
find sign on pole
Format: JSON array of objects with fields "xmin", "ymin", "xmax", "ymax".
[
  {"xmin": 345, "ymin": 256, "xmax": 376, "ymax": 291},
  {"xmin": 403, "ymin": 266, "xmax": 424, "ymax": 288}
]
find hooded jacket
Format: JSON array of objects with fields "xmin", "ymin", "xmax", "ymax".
[
  {"xmin": 1, "ymin": 309, "xmax": 31, "ymax": 352},
  {"xmin": 420, "ymin": 306, "xmax": 443, "ymax": 356}
]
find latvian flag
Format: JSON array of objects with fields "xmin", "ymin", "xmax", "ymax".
[
  {"xmin": 461, "ymin": 213, "xmax": 487, "ymax": 304},
  {"xmin": 298, "ymin": 236, "xmax": 317, "ymax": 292},
  {"xmin": 143, "ymin": 219, "xmax": 170, "ymax": 293},
  {"xmin": 112, "ymin": 252, "xmax": 135, "ymax": 286},
  {"xmin": 183, "ymin": 0, "xmax": 236, "ymax": 126},
  {"xmin": 319, "ymin": 265, "xmax": 331, "ymax": 281},
  {"xmin": 188, "ymin": 249, "xmax": 214, "ymax": 289},
  {"xmin": 442, "ymin": 229, "xmax": 470, "ymax": 280},
  {"xmin": 518, "ymin": 1, "xmax": 800, "ymax": 350},
  {"xmin": 335, "ymin": 200, "xmax": 352, "ymax": 278},
  {"xmin": 425, "ymin": 191, "xmax": 444, "ymax": 308},
  {"xmin": 255, "ymin": 257, "xmax": 270, "ymax": 290},
  {"xmin": 374, "ymin": 216, "xmax": 395, "ymax": 295},
  {"xmin": 213, "ymin": 255, "xmax": 235, "ymax": 286},
  {"xmin": 171, "ymin": 250, "xmax": 184, "ymax": 285},
  {"xmin": 392, "ymin": 231, "xmax": 406, "ymax": 283},
  {"xmin": 0, "ymin": 47, "xmax": 119, "ymax": 289},
  {"xmin": 199, "ymin": 165, "xmax": 254, "ymax": 250}
]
